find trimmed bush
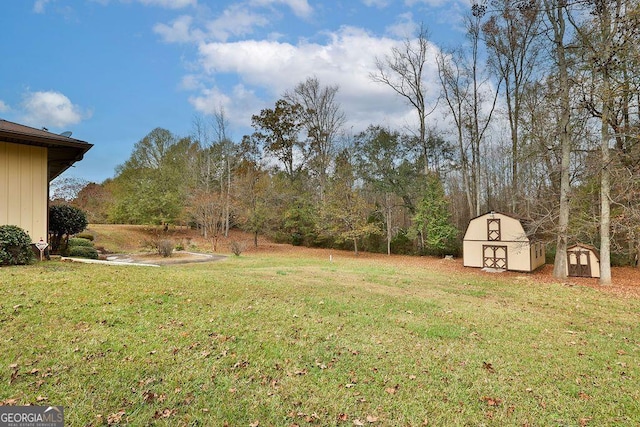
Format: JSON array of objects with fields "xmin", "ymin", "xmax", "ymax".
[
  {"xmin": 0, "ymin": 225, "xmax": 35, "ymax": 266},
  {"xmin": 49, "ymin": 204, "xmax": 88, "ymax": 253},
  {"xmin": 229, "ymin": 241, "xmax": 246, "ymax": 256},
  {"xmin": 68, "ymin": 246, "xmax": 99, "ymax": 259},
  {"xmin": 68, "ymin": 237, "xmax": 93, "ymax": 247},
  {"xmin": 75, "ymin": 232, "xmax": 94, "ymax": 241},
  {"xmin": 157, "ymin": 240, "xmax": 174, "ymax": 258}
]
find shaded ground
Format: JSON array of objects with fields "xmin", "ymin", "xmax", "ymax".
[{"xmin": 87, "ymin": 224, "xmax": 640, "ymax": 298}]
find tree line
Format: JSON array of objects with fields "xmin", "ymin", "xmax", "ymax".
[{"xmin": 54, "ymin": 0, "xmax": 640, "ymax": 284}]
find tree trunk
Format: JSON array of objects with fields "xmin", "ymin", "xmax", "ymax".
[
  {"xmin": 600, "ymin": 95, "xmax": 612, "ymax": 285},
  {"xmin": 386, "ymin": 193, "xmax": 392, "ymax": 255},
  {"xmin": 549, "ymin": 0, "xmax": 571, "ymax": 280}
]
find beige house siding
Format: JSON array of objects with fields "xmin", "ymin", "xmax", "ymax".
[
  {"xmin": 0, "ymin": 141, "xmax": 48, "ymax": 242},
  {"xmin": 463, "ymin": 212, "xmax": 545, "ymax": 272}
]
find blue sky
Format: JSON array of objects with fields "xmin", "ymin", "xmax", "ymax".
[{"xmin": 1, "ymin": 0, "xmax": 470, "ymax": 183}]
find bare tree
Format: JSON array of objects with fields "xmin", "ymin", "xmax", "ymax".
[
  {"xmin": 371, "ymin": 24, "xmax": 438, "ymax": 173},
  {"xmin": 437, "ymin": 4, "xmax": 501, "ymax": 217},
  {"xmin": 284, "ymin": 77, "xmax": 345, "ymax": 198},
  {"xmin": 569, "ymin": 0, "xmax": 638, "ymax": 284},
  {"xmin": 543, "ymin": 0, "xmax": 573, "ymax": 279},
  {"xmin": 482, "ymin": 0, "xmax": 543, "ymax": 211}
]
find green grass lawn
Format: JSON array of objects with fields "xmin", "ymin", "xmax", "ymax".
[{"xmin": 1, "ymin": 253, "xmax": 638, "ymax": 426}]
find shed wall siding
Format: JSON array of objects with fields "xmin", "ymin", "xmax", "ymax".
[
  {"xmin": 0, "ymin": 141, "xmax": 48, "ymax": 242},
  {"xmin": 464, "ymin": 240, "xmax": 533, "ymax": 271}
]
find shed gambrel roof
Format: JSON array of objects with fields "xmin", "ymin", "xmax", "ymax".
[
  {"xmin": 465, "ymin": 211, "xmax": 543, "ymax": 241},
  {"xmin": 0, "ymin": 119, "xmax": 93, "ymax": 181}
]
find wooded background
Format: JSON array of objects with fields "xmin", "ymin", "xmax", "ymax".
[{"xmin": 51, "ymin": 1, "xmax": 640, "ymax": 284}]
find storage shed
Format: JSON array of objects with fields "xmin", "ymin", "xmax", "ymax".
[
  {"xmin": 463, "ymin": 211, "xmax": 545, "ymax": 272},
  {"xmin": 566, "ymin": 244, "xmax": 600, "ymax": 278}
]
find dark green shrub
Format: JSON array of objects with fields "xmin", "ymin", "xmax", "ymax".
[
  {"xmin": 390, "ymin": 230, "xmax": 414, "ymax": 255},
  {"xmin": 0, "ymin": 225, "xmax": 35, "ymax": 266},
  {"xmin": 68, "ymin": 246, "xmax": 99, "ymax": 259},
  {"xmin": 49, "ymin": 204, "xmax": 88, "ymax": 253},
  {"xmin": 75, "ymin": 232, "xmax": 94, "ymax": 241},
  {"xmin": 68, "ymin": 237, "xmax": 93, "ymax": 247}
]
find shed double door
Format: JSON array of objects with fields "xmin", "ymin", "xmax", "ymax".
[
  {"xmin": 483, "ymin": 245, "xmax": 507, "ymax": 269},
  {"xmin": 568, "ymin": 250, "xmax": 591, "ymax": 277}
]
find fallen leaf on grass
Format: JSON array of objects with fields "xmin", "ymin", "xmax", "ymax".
[
  {"xmin": 480, "ymin": 396, "xmax": 502, "ymax": 406},
  {"xmin": 107, "ymin": 411, "xmax": 125, "ymax": 425},
  {"xmin": 305, "ymin": 413, "xmax": 320, "ymax": 423},
  {"xmin": 580, "ymin": 417, "xmax": 593, "ymax": 426},
  {"xmin": 152, "ymin": 408, "xmax": 176, "ymax": 419},
  {"xmin": 9, "ymin": 364, "xmax": 19, "ymax": 385},
  {"xmin": 35, "ymin": 396, "xmax": 47, "ymax": 402},
  {"xmin": 353, "ymin": 420, "xmax": 364, "ymax": 426},
  {"xmin": 482, "ymin": 362, "xmax": 495, "ymax": 373},
  {"xmin": 337, "ymin": 413, "xmax": 349, "ymax": 421},
  {"xmin": 142, "ymin": 390, "xmax": 157, "ymax": 403},
  {"xmin": 385, "ymin": 385, "xmax": 399, "ymax": 394},
  {"xmin": 578, "ymin": 392, "xmax": 591, "ymax": 400},
  {"xmin": 366, "ymin": 415, "xmax": 379, "ymax": 423}
]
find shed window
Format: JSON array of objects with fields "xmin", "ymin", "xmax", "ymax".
[{"xmin": 487, "ymin": 219, "xmax": 501, "ymax": 241}]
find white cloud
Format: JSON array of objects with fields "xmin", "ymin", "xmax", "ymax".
[
  {"xmin": 385, "ymin": 12, "xmax": 419, "ymax": 38},
  {"xmin": 250, "ymin": 0, "xmax": 313, "ymax": 18},
  {"xmin": 0, "ymin": 100, "xmax": 9, "ymax": 113},
  {"xmin": 189, "ymin": 85, "xmax": 261, "ymax": 129},
  {"xmin": 190, "ymin": 26, "xmax": 443, "ymax": 133},
  {"xmin": 33, "ymin": 0, "xmax": 52, "ymax": 13},
  {"xmin": 21, "ymin": 91, "xmax": 89, "ymax": 128},
  {"xmin": 137, "ymin": 0, "xmax": 196, "ymax": 9},
  {"xmin": 154, "ymin": 15, "xmax": 201, "ymax": 43},
  {"xmin": 362, "ymin": 0, "xmax": 391, "ymax": 7},
  {"xmin": 205, "ymin": 5, "xmax": 270, "ymax": 42},
  {"xmin": 88, "ymin": 0, "xmax": 195, "ymax": 8}
]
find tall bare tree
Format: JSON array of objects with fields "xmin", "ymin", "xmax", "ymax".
[
  {"xmin": 569, "ymin": 0, "xmax": 638, "ymax": 284},
  {"xmin": 284, "ymin": 77, "xmax": 345, "ymax": 198},
  {"xmin": 544, "ymin": 0, "xmax": 573, "ymax": 279},
  {"xmin": 438, "ymin": 4, "xmax": 500, "ymax": 217},
  {"xmin": 482, "ymin": 0, "xmax": 543, "ymax": 211},
  {"xmin": 371, "ymin": 24, "xmax": 438, "ymax": 173}
]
